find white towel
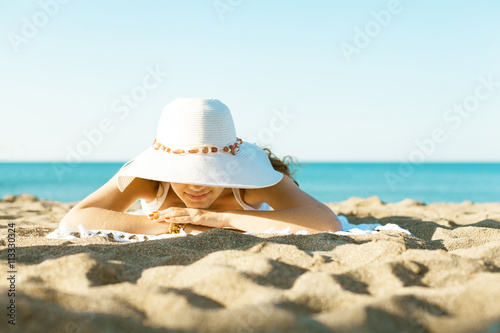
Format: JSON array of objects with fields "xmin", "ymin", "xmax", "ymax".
[
  {"xmin": 45, "ymin": 212, "xmax": 412, "ymax": 242},
  {"xmin": 255, "ymin": 215, "xmax": 411, "ymax": 236}
]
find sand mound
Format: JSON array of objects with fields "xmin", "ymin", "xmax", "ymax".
[{"xmin": 1, "ymin": 195, "xmax": 499, "ymax": 332}]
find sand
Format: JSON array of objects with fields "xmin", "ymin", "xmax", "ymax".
[{"xmin": 1, "ymin": 194, "xmax": 499, "ymax": 333}]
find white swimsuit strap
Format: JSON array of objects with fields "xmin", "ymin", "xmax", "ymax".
[
  {"xmin": 140, "ymin": 182, "xmax": 170, "ymax": 215},
  {"xmin": 232, "ymin": 188, "xmax": 259, "ymax": 210}
]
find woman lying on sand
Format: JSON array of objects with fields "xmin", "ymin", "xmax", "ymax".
[{"xmin": 60, "ymin": 98, "xmax": 342, "ymax": 235}]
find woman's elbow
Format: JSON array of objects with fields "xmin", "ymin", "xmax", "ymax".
[
  {"xmin": 328, "ymin": 213, "xmax": 343, "ymax": 232},
  {"xmin": 317, "ymin": 206, "xmax": 343, "ymax": 233},
  {"xmin": 59, "ymin": 209, "xmax": 82, "ymax": 229}
]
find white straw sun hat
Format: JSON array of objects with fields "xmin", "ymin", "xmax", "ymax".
[{"xmin": 117, "ymin": 98, "xmax": 284, "ymax": 191}]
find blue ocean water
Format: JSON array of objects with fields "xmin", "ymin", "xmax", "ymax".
[{"xmin": 0, "ymin": 162, "xmax": 499, "ymax": 203}]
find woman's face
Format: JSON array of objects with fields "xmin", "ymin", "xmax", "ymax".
[{"xmin": 170, "ymin": 182, "xmax": 226, "ymax": 208}]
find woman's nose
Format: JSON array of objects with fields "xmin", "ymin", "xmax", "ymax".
[{"xmin": 188, "ymin": 184, "xmax": 206, "ymax": 191}]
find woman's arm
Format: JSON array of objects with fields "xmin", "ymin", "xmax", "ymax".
[
  {"xmin": 61, "ymin": 207, "xmax": 169, "ymax": 234},
  {"xmin": 222, "ymin": 175, "xmax": 342, "ymax": 234},
  {"xmin": 222, "ymin": 205, "xmax": 340, "ymax": 234},
  {"xmin": 59, "ymin": 170, "xmax": 168, "ymax": 233},
  {"xmin": 61, "ymin": 206, "xmax": 212, "ymax": 235}
]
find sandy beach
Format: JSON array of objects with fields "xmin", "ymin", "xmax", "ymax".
[{"xmin": 1, "ymin": 194, "xmax": 499, "ymax": 333}]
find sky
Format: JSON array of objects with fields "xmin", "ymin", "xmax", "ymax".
[{"xmin": 1, "ymin": 0, "xmax": 499, "ymax": 163}]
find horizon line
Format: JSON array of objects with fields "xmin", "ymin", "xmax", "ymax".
[{"xmin": 2, "ymin": 160, "xmax": 500, "ymax": 164}]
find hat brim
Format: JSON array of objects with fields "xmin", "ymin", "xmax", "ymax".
[{"xmin": 117, "ymin": 141, "xmax": 284, "ymax": 191}]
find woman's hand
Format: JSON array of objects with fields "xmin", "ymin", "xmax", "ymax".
[{"xmin": 148, "ymin": 207, "xmax": 228, "ymax": 229}]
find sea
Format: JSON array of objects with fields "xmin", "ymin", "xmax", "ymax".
[{"xmin": 1, "ymin": 162, "xmax": 499, "ymax": 204}]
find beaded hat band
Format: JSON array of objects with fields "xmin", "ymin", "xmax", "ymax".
[{"xmin": 153, "ymin": 138, "xmax": 243, "ymax": 156}]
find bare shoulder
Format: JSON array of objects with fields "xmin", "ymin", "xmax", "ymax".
[
  {"xmin": 121, "ymin": 177, "xmax": 159, "ymax": 202},
  {"xmin": 71, "ymin": 167, "xmax": 159, "ymax": 213},
  {"xmin": 244, "ymin": 174, "xmax": 325, "ymax": 210}
]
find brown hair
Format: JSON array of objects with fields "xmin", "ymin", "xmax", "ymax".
[{"xmin": 262, "ymin": 147, "xmax": 301, "ymax": 186}]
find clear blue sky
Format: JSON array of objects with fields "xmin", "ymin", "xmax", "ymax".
[{"xmin": 1, "ymin": 0, "xmax": 499, "ymax": 162}]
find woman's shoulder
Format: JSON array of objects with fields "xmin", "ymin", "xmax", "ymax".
[
  {"xmin": 243, "ymin": 174, "xmax": 310, "ymax": 209},
  {"xmin": 124, "ymin": 177, "xmax": 161, "ymax": 202},
  {"xmin": 242, "ymin": 174, "xmax": 290, "ymax": 205}
]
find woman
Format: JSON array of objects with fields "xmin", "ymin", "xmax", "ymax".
[{"xmin": 60, "ymin": 98, "xmax": 342, "ymax": 235}]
